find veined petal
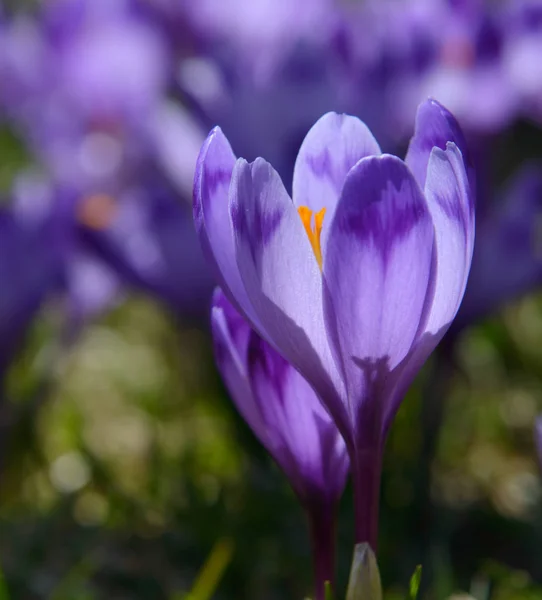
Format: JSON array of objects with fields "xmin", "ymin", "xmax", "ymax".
[
  {"xmin": 211, "ymin": 288, "xmax": 269, "ymax": 446},
  {"xmin": 248, "ymin": 334, "xmax": 349, "ymax": 503},
  {"xmin": 292, "ymin": 112, "xmax": 381, "ymax": 246},
  {"xmin": 213, "ymin": 289, "xmax": 349, "ymax": 504},
  {"xmin": 382, "ymin": 143, "xmax": 475, "ymax": 434},
  {"xmin": 419, "ymin": 142, "xmax": 475, "ymax": 338},
  {"xmin": 323, "ymin": 155, "xmax": 435, "ymax": 440},
  {"xmin": 405, "ymin": 98, "xmax": 473, "ymax": 191},
  {"xmin": 194, "ymin": 127, "xmax": 261, "ymax": 324},
  {"xmin": 230, "ymin": 157, "xmax": 348, "ymax": 434}
]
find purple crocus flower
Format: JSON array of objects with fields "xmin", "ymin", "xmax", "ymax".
[
  {"xmin": 211, "ymin": 288, "xmax": 348, "ymax": 599},
  {"xmin": 194, "ymin": 98, "xmax": 475, "ymax": 550}
]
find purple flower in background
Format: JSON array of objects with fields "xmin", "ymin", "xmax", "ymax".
[
  {"xmin": 0, "ymin": 0, "xmax": 213, "ymax": 321},
  {"xmin": 535, "ymin": 415, "xmax": 542, "ymax": 472},
  {"xmin": 211, "ymin": 288, "xmax": 348, "ymax": 599},
  {"xmin": 503, "ymin": 0, "xmax": 542, "ymax": 122},
  {"xmin": 194, "ymin": 99, "xmax": 475, "ymax": 549},
  {"xmin": 0, "ymin": 202, "xmax": 66, "ymax": 379},
  {"xmin": 79, "ymin": 182, "xmax": 213, "ymax": 318},
  {"xmin": 11, "ymin": 172, "xmax": 122, "ymax": 324},
  {"xmin": 415, "ymin": 0, "xmax": 517, "ymax": 134},
  {"xmin": 178, "ymin": 0, "xmax": 333, "ymax": 82},
  {"xmin": 0, "ymin": 0, "xmax": 177, "ymax": 196},
  {"xmin": 456, "ymin": 165, "xmax": 542, "ymax": 328}
]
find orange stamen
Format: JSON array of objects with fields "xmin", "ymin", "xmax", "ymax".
[{"xmin": 298, "ymin": 206, "xmax": 326, "ymax": 270}]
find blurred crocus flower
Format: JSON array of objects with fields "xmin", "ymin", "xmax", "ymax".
[
  {"xmin": 503, "ymin": 0, "xmax": 542, "ymax": 122},
  {"xmin": 0, "ymin": 202, "xmax": 66, "ymax": 380},
  {"xmin": 416, "ymin": 0, "xmax": 517, "ymax": 134},
  {"xmin": 79, "ymin": 182, "xmax": 213, "ymax": 319},
  {"xmin": 178, "ymin": 0, "xmax": 333, "ymax": 83},
  {"xmin": 535, "ymin": 415, "xmax": 542, "ymax": 471},
  {"xmin": 211, "ymin": 289, "xmax": 348, "ymax": 599},
  {"xmin": 1, "ymin": 0, "xmax": 213, "ymax": 321},
  {"xmin": 0, "ymin": 0, "xmax": 171, "ymax": 203},
  {"xmin": 456, "ymin": 165, "xmax": 542, "ymax": 328},
  {"xmin": 11, "ymin": 171, "xmax": 122, "ymax": 324},
  {"xmin": 194, "ymin": 99, "xmax": 475, "ymax": 549}
]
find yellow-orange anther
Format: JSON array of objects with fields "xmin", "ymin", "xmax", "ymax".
[{"xmin": 297, "ymin": 206, "xmax": 326, "ymax": 270}]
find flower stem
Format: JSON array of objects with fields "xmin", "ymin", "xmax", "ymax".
[
  {"xmin": 307, "ymin": 503, "xmax": 337, "ymax": 600},
  {"xmin": 351, "ymin": 449, "xmax": 383, "ymax": 552}
]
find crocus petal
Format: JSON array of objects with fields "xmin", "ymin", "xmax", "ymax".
[
  {"xmin": 292, "ymin": 112, "xmax": 381, "ymax": 246},
  {"xmin": 248, "ymin": 333, "xmax": 349, "ymax": 503},
  {"xmin": 230, "ymin": 157, "xmax": 347, "ymax": 429},
  {"xmin": 405, "ymin": 98, "xmax": 473, "ymax": 191},
  {"xmin": 419, "ymin": 142, "xmax": 475, "ymax": 338},
  {"xmin": 212, "ymin": 287, "xmax": 349, "ymax": 504},
  {"xmin": 211, "ymin": 288, "xmax": 269, "ymax": 445},
  {"xmin": 323, "ymin": 155, "xmax": 435, "ymax": 440},
  {"xmin": 382, "ymin": 143, "xmax": 475, "ymax": 433},
  {"xmin": 194, "ymin": 127, "xmax": 262, "ymax": 324}
]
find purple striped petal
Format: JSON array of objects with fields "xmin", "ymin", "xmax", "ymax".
[
  {"xmin": 194, "ymin": 127, "xmax": 262, "ymax": 325},
  {"xmin": 382, "ymin": 143, "xmax": 475, "ymax": 433},
  {"xmin": 211, "ymin": 288, "xmax": 269, "ymax": 446},
  {"xmin": 292, "ymin": 112, "xmax": 381, "ymax": 246},
  {"xmin": 248, "ymin": 334, "xmax": 349, "ymax": 503},
  {"xmin": 212, "ymin": 288, "xmax": 349, "ymax": 504},
  {"xmin": 419, "ymin": 142, "xmax": 475, "ymax": 337},
  {"xmin": 323, "ymin": 155, "xmax": 435, "ymax": 442},
  {"xmin": 230, "ymin": 157, "xmax": 348, "ymax": 432},
  {"xmin": 405, "ymin": 99, "xmax": 473, "ymax": 191}
]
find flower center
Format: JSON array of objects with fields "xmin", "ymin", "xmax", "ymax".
[{"xmin": 297, "ymin": 206, "xmax": 326, "ymax": 270}]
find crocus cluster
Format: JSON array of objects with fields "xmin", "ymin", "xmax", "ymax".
[
  {"xmin": 0, "ymin": 0, "xmax": 212, "ymax": 331},
  {"xmin": 196, "ymin": 98, "xmax": 475, "ymax": 594}
]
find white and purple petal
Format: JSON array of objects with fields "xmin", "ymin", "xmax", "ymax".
[
  {"xmin": 418, "ymin": 142, "xmax": 475, "ymax": 337},
  {"xmin": 323, "ymin": 155, "xmax": 435, "ymax": 443},
  {"xmin": 230, "ymin": 156, "xmax": 348, "ymax": 431},
  {"xmin": 194, "ymin": 127, "xmax": 263, "ymax": 328},
  {"xmin": 247, "ymin": 333, "xmax": 349, "ymax": 503},
  {"xmin": 211, "ymin": 288, "xmax": 269, "ymax": 446},
  {"xmin": 382, "ymin": 143, "xmax": 475, "ymax": 433},
  {"xmin": 212, "ymin": 289, "xmax": 348, "ymax": 504},
  {"xmin": 405, "ymin": 98, "xmax": 473, "ymax": 192}
]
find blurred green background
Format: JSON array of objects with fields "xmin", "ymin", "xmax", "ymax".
[{"xmin": 2, "ymin": 274, "xmax": 542, "ymax": 599}]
